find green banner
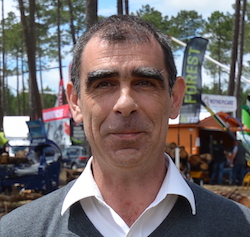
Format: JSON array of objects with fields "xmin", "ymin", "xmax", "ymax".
[{"xmin": 180, "ymin": 37, "xmax": 208, "ymax": 123}]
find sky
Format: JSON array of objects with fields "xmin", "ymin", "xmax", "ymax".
[{"xmin": 1, "ymin": 0, "xmax": 236, "ymax": 95}]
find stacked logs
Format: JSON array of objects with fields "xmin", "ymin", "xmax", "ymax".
[
  {"xmin": 0, "ymin": 153, "xmax": 9, "ymax": 164},
  {"xmin": 66, "ymin": 168, "xmax": 84, "ymax": 183},
  {"xmin": 0, "ymin": 189, "xmax": 42, "ymax": 218},
  {"xmin": 165, "ymin": 142, "xmax": 212, "ymax": 173},
  {"xmin": 212, "ymin": 188, "xmax": 250, "ymax": 208},
  {"xmin": 0, "ymin": 151, "xmax": 28, "ymax": 165},
  {"xmin": 165, "ymin": 143, "xmax": 189, "ymax": 176},
  {"xmin": 204, "ymin": 184, "xmax": 250, "ymax": 208},
  {"xmin": 188, "ymin": 153, "xmax": 212, "ymax": 171},
  {"xmin": 165, "ymin": 143, "xmax": 189, "ymax": 160}
]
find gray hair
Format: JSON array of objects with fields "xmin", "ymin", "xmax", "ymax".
[{"xmin": 70, "ymin": 15, "xmax": 177, "ymax": 95}]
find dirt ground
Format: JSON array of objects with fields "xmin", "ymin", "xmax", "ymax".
[{"xmin": 204, "ymin": 184, "xmax": 250, "ymax": 196}]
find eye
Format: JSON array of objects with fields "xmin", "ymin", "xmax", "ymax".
[
  {"xmin": 137, "ymin": 80, "xmax": 155, "ymax": 87},
  {"xmin": 95, "ymin": 81, "xmax": 115, "ymax": 88}
]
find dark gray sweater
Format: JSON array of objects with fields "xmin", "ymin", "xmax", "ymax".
[{"xmin": 1, "ymin": 180, "xmax": 250, "ymax": 236}]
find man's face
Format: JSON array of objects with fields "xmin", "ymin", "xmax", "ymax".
[{"xmin": 67, "ymin": 36, "xmax": 184, "ymax": 170}]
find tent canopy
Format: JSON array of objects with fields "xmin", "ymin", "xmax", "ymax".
[{"xmin": 198, "ymin": 111, "xmax": 247, "ymax": 132}]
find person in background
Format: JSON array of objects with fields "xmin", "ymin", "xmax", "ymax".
[
  {"xmin": 223, "ymin": 149, "xmax": 234, "ymax": 185},
  {"xmin": 231, "ymin": 140, "xmax": 247, "ymax": 185},
  {"xmin": 0, "ymin": 129, "xmax": 8, "ymax": 155},
  {"xmin": 1, "ymin": 15, "xmax": 250, "ymax": 237},
  {"xmin": 210, "ymin": 139, "xmax": 227, "ymax": 185}
]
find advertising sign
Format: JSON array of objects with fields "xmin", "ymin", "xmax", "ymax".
[
  {"xmin": 180, "ymin": 37, "xmax": 208, "ymax": 123},
  {"xmin": 201, "ymin": 94, "xmax": 236, "ymax": 113}
]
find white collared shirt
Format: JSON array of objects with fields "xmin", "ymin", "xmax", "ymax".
[{"xmin": 61, "ymin": 154, "xmax": 196, "ymax": 237}]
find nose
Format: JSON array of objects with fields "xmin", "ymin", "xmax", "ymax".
[{"xmin": 113, "ymin": 88, "xmax": 138, "ymax": 116}]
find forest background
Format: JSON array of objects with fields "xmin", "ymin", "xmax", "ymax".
[{"xmin": 0, "ymin": 0, "xmax": 249, "ymax": 129}]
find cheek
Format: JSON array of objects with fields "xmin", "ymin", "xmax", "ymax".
[
  {"xmin": 144, "ymin": 98, "xmax": 170, "ymax": 131},
  {"xmin": 154, "ymin": 99, "xmax": 171, "ymax": 133},
  {"xmin": 82, "ymin": 98, "xmax": 111, "ymax": 133},
  {"xmin": 150, "ymin": 95, "xmax": 170, "ymax": 117}
]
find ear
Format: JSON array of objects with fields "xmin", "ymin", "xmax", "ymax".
[
  {"xmin": 66, "ymin": 81, "xmax": 83, "ymax": 123},
  {"xmin": 169, "ymin": 76, "xmax": 186, "ymax": 119}
]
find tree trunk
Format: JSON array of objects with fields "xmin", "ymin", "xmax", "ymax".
[
  {"xmin": 16, "ymin": 54, "xmax": 21, "ymax": 115},
  {"xmin": 0, "ymin": 0, "xmax": 5, "ymax": 129},
  {"xmin": 18, "ymin": 0, "xmax": 42, "ymax": 120},
  {"xmin": 85, "ymin": 0, "xmax": 98, "ymax": 30},
  {"xmin": 57, "ymin": 0, "xmax": 63, "ymax": 80},
  {"xmin": 218, "ymin": 38, "xmax": 222, "ymax": 95},
  {"xmin": 117, "ymin": 0, "xmax": 123, "ymax": 15},
  {"xmin": 124, "ymin": 0, "xmax": 129, "ymax": 15},
  {"xmin": 228, "ymin": 0, "xmax": 241, "ymax": 96},
  {"xmin": 57, "ymin": 0, "xmax": 67, "ymax": 105},
  {"xmin": 67, "ymin": 0, "xmax": 76, "ymax": 45},
  {"xmin": 22, "ymin": 54, "xmax": 26, "ymax": 115},
  {"xmin": 39, "ymin": 50, "xmax": 44, "ymax": 108},
  {"xmin": 235, "ymin": 0, "xmax": 247, "ymax": 118}
]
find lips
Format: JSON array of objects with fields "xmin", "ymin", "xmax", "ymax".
[
  {"xmin": 107, "ymin": 119, "xmax": 148, "ymax": 132},
  {"xmin": 101, "ymin": 116, "xmax": 151, "ymax": 141},
  {"xmin": 111, "ymin": 131, "xmax": 143, "ymax": 139},
  {"xmin": 107, "ymin": 125, "xmax": 146, "ymax": 142},
  {"xmin": 108, "ymin": 125, "xmax": 146, "ymax": 139}
]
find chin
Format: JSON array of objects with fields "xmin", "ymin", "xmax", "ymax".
[{"xmin": 111, "ymin": 149, "xmax": 146, "ymax": 166}]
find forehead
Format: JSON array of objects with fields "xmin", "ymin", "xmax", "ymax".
[{"xmin": 81, "ymin": 36, "xmax": 165, "ymax": 74}]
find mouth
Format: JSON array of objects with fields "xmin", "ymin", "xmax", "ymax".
[
  {"xmin": 105, "ymin": 119, "xmax": 149, "ymax": 141},
  {"xmin": 110, "ymin": 131, "xmax": 144, "ymax": 140}
]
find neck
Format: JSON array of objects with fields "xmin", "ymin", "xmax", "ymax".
[{"xmin": 92, "ymin": 156, "xmax": 167, "ymax": 226}]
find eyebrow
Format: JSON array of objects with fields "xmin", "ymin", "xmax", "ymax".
[
  {"xmin": 86, "ymin": 67, "xmax": 165, "ymax": 89},
  {"xmin": 86, "ymin": 69, "xmax": 119, "ymax": 89},
  {"xmin": 132, "ymin": 67, "xmax": 166, "ymax": 89},
  {"xmin": 132, "ymin": 67, "xmax": 165, "ymax": 82}
]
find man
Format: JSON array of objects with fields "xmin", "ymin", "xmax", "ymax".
[
  {"xmin": 231, "ymin": 140, "xmax": 247, "ymax": 185},
  {"xmin": 0, "ymin": 129, "xmax": 8, "ymax": 155},
  {"xmin": 210, "ymin": 139, "xmax": 227, "ymax": 185},
  {"xmin": 1, "ymin": 15, "xmax": 250, "ymax": 236}
]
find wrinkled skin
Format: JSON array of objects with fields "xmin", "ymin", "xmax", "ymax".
[{"xmin": 67, "ymin": 36, "xmax": 185, "ymax": 177}]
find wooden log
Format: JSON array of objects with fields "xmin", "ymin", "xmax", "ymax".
[
  {"xmin": 168, "ymin": 142, "xmax": 177, "ymax": 149},
  {"xmin": 189, "ymin": 154, "xmax": 201, "ymax": 167},
  {"xmin": 200, "ymin": 153, "xmax": 213, "ymax": 163},
  {"xmin": 0, "ymin": 153, "xmax": 9, "ymax": 164},
  {"xmin": 168, "ymin": 149, "xmax": 175, "ymax": 159},
  {"xmin": 200, "ymin": 162, "xmax": 209, "ymax": 171},
  {"xmin": 66, "ymin": 168, "xmax": 84, "ymax": 183},
  {"xmin": 180, "ymin": 149, "xmax": 188, "ymax": 159}
]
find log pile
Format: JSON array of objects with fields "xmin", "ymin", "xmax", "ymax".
[
  {"xmin": 165, "ymin": 142, "xmax": 189, "ymax": 173},
  {"xmin": 165, "ymin": 142, "xmax": 212, "ymax": 172},
  {"xmin": 0, "ymin": 152, "xmax": 29, "ymax": 165},
  {"xmin": 165, "ymin": 142, "xmax": 213, "ymax": 183},
  {"xmin": 66, "ymin": 168, "xmax": 84, "ymax": 183},
  {"xmin": 0, "ymin": 189, "xmax": 42, "ymax": 218},
  {"xmin": 204, "ymin": 185, "xmax": 250, "ymax": 208},
  {"xmin": 216, "ymin": 189, "xmax": 250, "ymax": 208},
  {"xmin": 188, "ymin": 153, "xmax": 212, "ymax": 171}
]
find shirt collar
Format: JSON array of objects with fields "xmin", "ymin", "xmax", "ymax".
[
  {"xmin": 61, "ymin": 154, "xmax": 196, "ymax": 216},
  {"xmin": 163, "ymin": 155, "xmax": 196, "ymax": 214},
  {"xmin": 61, "ymin": 156, "xmax": 99, "ymax": 215}
]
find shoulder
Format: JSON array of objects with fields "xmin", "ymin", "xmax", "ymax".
[
  {"xmin": 0, "ymin": 181, "xmax": 76, "ymax": 236},
  {"xmin": 187, "ymin": 180, "xmax": 250, "ymax": 219},
  {"xmin": 10, "ymin": 180, "xmax": 75, "ymax": 214},
  {"xmin": 176, "ymin": 181, "xmax": 250, "ymax": 236}
]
